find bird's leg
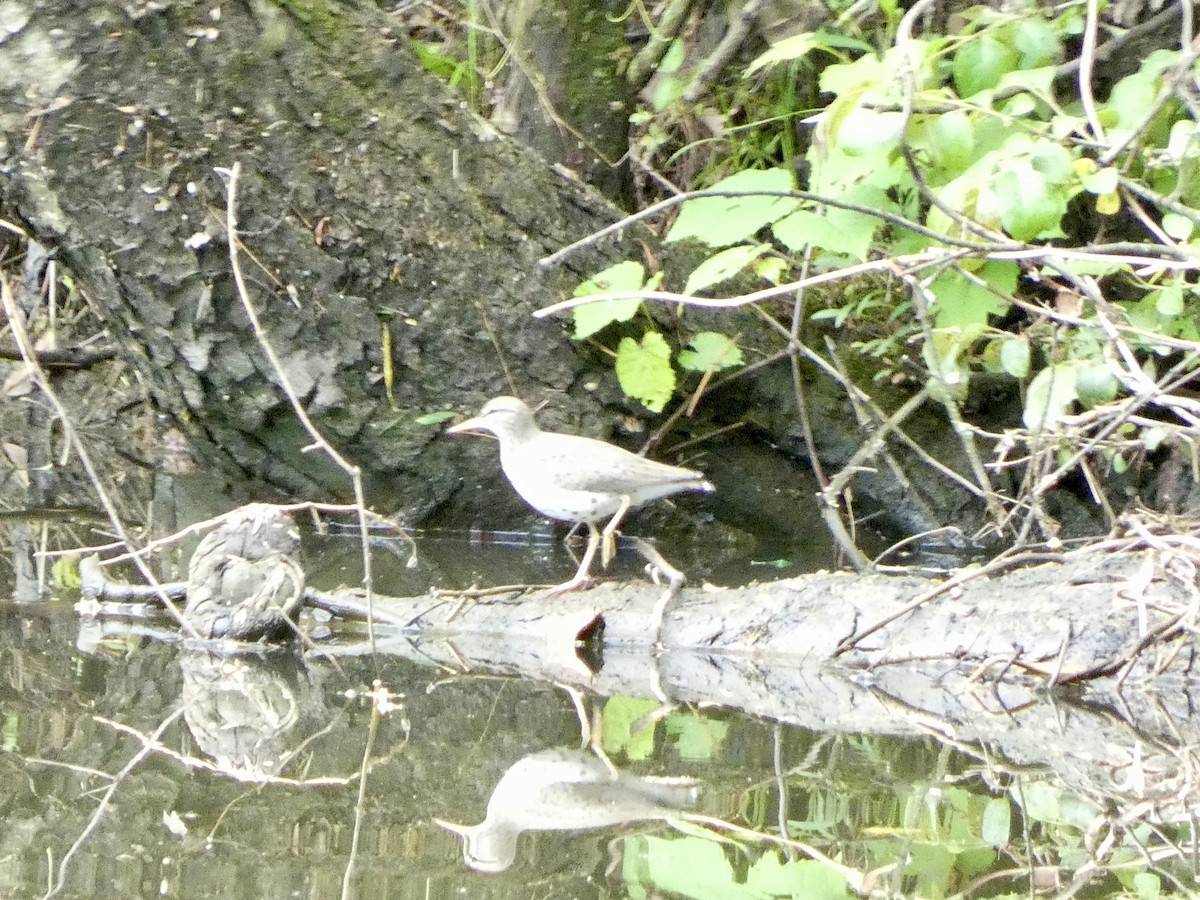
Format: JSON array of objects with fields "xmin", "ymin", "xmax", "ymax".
[
  {"xmin": 563, "ymin": 521, "xmax": 584, "ymax": 545},
  {"xmin": 546, "ymin": 522, "xmax": 601, "ymax": 595},
  {"xmin": 600, "ymin": 495, "xmax": 631, "ymax": 569}
]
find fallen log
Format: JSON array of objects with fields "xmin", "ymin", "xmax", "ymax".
[{"xmin": 319, "ymin": 549, "xmax": 1194, "ymax": 685}]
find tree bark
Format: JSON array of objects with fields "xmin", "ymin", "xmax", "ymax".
[{"xmin": 0, "ymin": 0, "xmax": 641, "ymax": 517}]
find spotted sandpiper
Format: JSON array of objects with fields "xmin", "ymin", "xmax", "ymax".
[
  {"xmin": 447, "ymin": 396, "xmax": 714, "ymax": 592},
  {"xmin": 436, "ymin": 748, "xmax": 699, "ymax": 872}
]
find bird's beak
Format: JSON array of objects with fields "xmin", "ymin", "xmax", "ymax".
[{"xmin": 446, "ymin": 415, "xmax": 490, "ymax": 437}]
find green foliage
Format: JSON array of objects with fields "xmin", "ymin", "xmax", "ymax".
[
  {"xmin": 572, "ymin": 261, "xmax": 649, "ymax": 339},
  {"xmin": 665, "ymin": 712, "xmax": 730, "ymax": 760},
  {"xmin": 565, "ymin": 0, "xmax": 1200, "ymax": 509},
  {"xmin": 600, "ymin": 695, "xmax": 661, "ymax": 760},
  {"xmin": 51, "ymin": 554, "xmax": 81, "ymax": 590},
  {"xmin": 616, "ymin": 331, "xmax": 676, "ymax": 412},
  {"xmin": 678, "ymin": 332, "xmax": 743, "ymax": 372},
  {"xmin": 666, "ymin": 168, "xmax": 798, "ymax": 247},
  {"xmin": 683, "ymin": 245, "xmax": 768, "ymax": 294},
  {"xmin": 413, "ymin": 410, "xmax": 456, "ymax": 425},
  {"xmin": 622, "ymin": 836, "xmax": 853, "ymax": 899}
]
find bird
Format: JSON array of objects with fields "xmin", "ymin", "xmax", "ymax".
[
  {"xmin": 436, "ymin": 748, "xmax": 699, "ymax": 872},
  {"xmin": 447, "ymin": 396, "xmax": 714, "ymax": 592}
]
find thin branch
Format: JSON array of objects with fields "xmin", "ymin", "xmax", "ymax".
[
  {"xmin": 1079, "ymin": 0, "xmax": 1106, "ymax": 144},
  {"xmin": 215, "ymin": 163, "xmax": 388, "ymax": 658},
  {"xmin": 46, "ymin": 708, "xmax": 185, "ymax": 898},
  {"xmin": 0, "ymin": 275, "xmax": 198, "ymax": 636}
]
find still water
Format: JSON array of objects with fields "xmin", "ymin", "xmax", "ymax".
[{"xmin": 0, "ymin": 525, "xmax": 1195, "ymax": 899}]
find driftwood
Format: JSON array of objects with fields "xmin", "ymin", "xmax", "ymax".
[
  {"xmin": 77, "ymin": 503, "xmax": 1200, "ymax": 826},
  {"xmin": 321, "ymin": 550, "xmax": 1193, "ymax": 682},
  {"xmin": 309, "ymin": 546, "xmax": 1200, "ymax": 826}
]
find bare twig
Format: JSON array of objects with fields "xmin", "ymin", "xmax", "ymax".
[
  {"xmin": 46, "ymin": 708, "xmax": 185, "ymax": 898},
  {"xmin": 215, "ymin": 163, "xmax": 393, "ymax": 657},
  {"xmin": 1, "ymin": 274, "xmax": 199, "ymax": 636}
]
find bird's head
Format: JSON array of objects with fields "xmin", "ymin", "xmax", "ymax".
[{"xmin": 446, "ymin": 396, "xmax": 539, "ymax": 442}]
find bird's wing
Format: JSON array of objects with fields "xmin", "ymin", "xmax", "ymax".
[{"xmin": 533, "ymin": 433, "xmax": 703, "ymax": 493}]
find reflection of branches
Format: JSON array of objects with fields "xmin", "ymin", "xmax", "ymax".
[
  {"xmin": 342, "ymin": 684, "xmax": 405, "ymax": 896},
  {"xmin": 46, "ymin": 708, "xmax": 184, "ymax": 899},
  {"xmin": 97, "ymin": 715, "xmax": 355, "ymax": 787}
]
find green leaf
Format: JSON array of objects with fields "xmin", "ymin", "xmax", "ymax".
[
  {"xmin": 1079, "ymin": 165, "xmax": 1118, "ymax": 195},
  {"xmin": 995, "ymin": 65, "xmax": 1056, "ymax": 98},
  {"xmin": 773, "ymin": 186, "xmax": 887, "ymax": 261},
  {"xmin": 994, "ymin": 162, "xmax": 1066, "ymax": 240},
  {"xmin": 683, "ymin": 244, "xmax": 767, "ymax": 294},
  {"xmin": 753, "ymin": 255, "xmax": 788, "ymax": 284},
  {"xmin": 819, "ymin": 52, "xmax": 891, "ymax": 97},
  {"xmin": 745, "ymin": 32, "xmax": 818, "ymax": 75},
  {"xmin": 1076, "ymin": 362, "xmax": 1119, "ymax": 408},
  {"xmin": 1143, "ymin": 425, "xmax": 1171, "ymax": 452},
  {"xmin": 572, "ymin": 261, "xmax": 646, "ymax": 339},
  {"xmin": 665, "ymin": 712, "xmax": 730, "ymax": 761},
  {"xmin": 411, "ymin": 40, "xmax": 462, "ymax": 80},
  {"xmin": 51, "ymin": 554, "xmax": 81, "ymax": 590},
  {"xmin": 929, "ymin": 261, "xmax": 1015, "ymax": 328},
  {"xmin": 1133, "ymin": 872, "xmax": 1161, "ymax": 900},
  {"xmin": 1024, "ymin": 363, "xmax": 1079, "ymax": 430},
  {"xmin": 1095, "ymin": 191, "xmax": 1120, "ymax": 215},
  {"xmin": 677, "ymin": 332, "xmax": 744, "ymax": 372},
  {"xmin": 923, "ymin": 328, "xmax": 979, "ymax": 402},
  {"xmin": 1162, "ymin": 213, "xmax": 1194, "ymax": 240},
  {"xmin": 1106, "ymin": 50, "xmax": 1179, "ymax": 142},
  {"xmin": 953, "ymin": 33, "xmax": 1019, "ymax": 97},
  {"xmin": 1156, "ymin": 278, "xmax": 1184, "ymax": 316},
  {"xmin": 1000, "ymin": 336, "xmax": 1031, "ymax": 378},
  {"xmin": 616, "ymin": 331, "xmax": 675, "ymax": 412},
  {"xmin": 926, "ymin": 109, "xmax": 975, "ymax": 179},
  {"xmin": 1111, "ymin": 451, "xmax": 1128, "ymax": 474},
  {"xmin": 1013, "ymin": 17, "xmax": 1060, "ymax": 68},
  {"xmin": 834, "ymin": 107, "xmax": 905, "ymax": 154},
  {"xmin": 982, "ymin": 797, "xmax": 1011, "ymax": 848},
  {"xmin": 667, "ymin": 168, "xmax": 798, "ymax": 248},
  {"xmin": 600, "ymin": 696, "xmax": 661, "ymax": 760},
  {"xmin": 747, "ymin": 853, "xmax": 853, "ymax": 899},
  {"xmin": 649, "ymin": 39, "xmax": 687, "ymax": 109},
  {"xmin": 414, "ymin": 411, "xmax": 456, "ymax": 425},
  {"xmin": 1029, "ymin": 140, "xmax": 1074, "ymax": 183}
]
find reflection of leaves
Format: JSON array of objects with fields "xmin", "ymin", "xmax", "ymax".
[
  {"xmin": 748, "ymin": 852, "xmax": 853, "ymax": 899},
  {"xmin": 623, "ymin": 835, "xmax": 738, "ymax": 897},
  {"xmin": 600, "ymin": 696, "xmax": 660, "ymax": 761},
  {"xmin": 52, "ymin": 554, "xmax": 81, "ymax": 590},
  {"xmin": 665, "ymin": 712, "xmax": 729, "ymax": 761},
  {"xmin": 624, "ymin": 835, "xmax": 854, "ymax": 899}
]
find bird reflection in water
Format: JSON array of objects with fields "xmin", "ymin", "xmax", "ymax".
[{"xmin": 436, "ymin": 747, "xmax": 700, "ymax": 873}]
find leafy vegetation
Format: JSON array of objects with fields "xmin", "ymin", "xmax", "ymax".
[
  {"xmin": 400, "ymin": 1, "xmax": 1200, "ymax": 544},
  {"xmin": 555, "ymin": 2, "xmax": 1199, "ymax": 547},
  {"xmin": 600, "ymin": 698, "xmax": 1197, "ymax": 899}
]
